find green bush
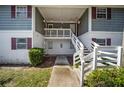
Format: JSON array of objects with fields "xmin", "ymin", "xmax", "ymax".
[
  {"xmin": 29, "ymin": 48, "xmax": 44, "ymax": 66},
  {"xmin": 84, "ymin": 68, "xmax": 124, "ymax": 87}
]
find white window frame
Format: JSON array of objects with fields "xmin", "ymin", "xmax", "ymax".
[
  {"xmin": 16, "ymin": 38, "xmax": 27, "ymax": 49},
  {"xmin": 16, "ymin": 6, "xmax": 27, "ymax": 18},
  {"xmin": 48, "ymin": 24, "xmax": 53, "ymax": 28},
  {"xmin": 95, "ymin": 38, "xmax": 107, "ymax": 46},
  {"xmin": 96, "ymin": 8, "xmax": 107, "ymax": 19}
]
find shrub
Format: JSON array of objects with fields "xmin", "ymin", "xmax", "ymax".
[
  {"xmin": 29, "ymin": 48, "xmax": 44, "ymax": 66},
  {"xmin": 84, "ymin": 68, "xmax": 124, "ymax": 87}
]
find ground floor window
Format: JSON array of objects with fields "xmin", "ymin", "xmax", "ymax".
[
  {"xmin": 16, "ymin": 38, "xmax": 27, "ymax": 49},
  {"xmin": 11, "ymin": 37, "xmax": 32, "ymax": 50},
  {"xmin": 92, "ymin": 38, "xmax": 111, "ymax": 46}
]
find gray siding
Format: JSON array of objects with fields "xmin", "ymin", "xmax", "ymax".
[
  {"xmin": 92, "ymin": 8, "xmax": 124, "ymax": 32},
  {"xmin": 47, "ymin": 23, "xmax": 70, "ymax": 28},
  {"xmin": 0, "ymin": 5, "xmax": 32, "ymax": 30},
  {"xmin": 78, "ymin": 9, "xmax": 88, "ymax": 36},
  {"xmin": 35, "ymin": 8, "xmax": 45, "ymax": 34}
]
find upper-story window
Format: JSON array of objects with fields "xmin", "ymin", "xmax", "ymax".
[
  {"xmin": 96, "ymin": 8, "xmax": 107, "ymax": 19},
  {"xmin": 16, "ymin": 6, "xmax": 27, "ymax": 18}
]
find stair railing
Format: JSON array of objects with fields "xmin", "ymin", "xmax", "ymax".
[
  {"xmin": 91, "ymin": 41, "xmax": 123, "ymax": 70},
  {"xmin": 71, "ymin": 31, "xmax": 123, "ymax": 86}
]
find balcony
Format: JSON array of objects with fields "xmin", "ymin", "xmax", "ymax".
[{"xmin": 44, "ymin": 28, "xmax": 71, "ymax": 39}]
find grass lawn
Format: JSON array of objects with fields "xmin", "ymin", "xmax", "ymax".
[{"xmin": 0, "ymin": 67, "xmax": 52, "ymax": 87}]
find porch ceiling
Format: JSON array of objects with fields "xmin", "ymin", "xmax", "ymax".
[{"xmin": 37, "ymin": 6, "xmax": 87, "ymax": 23}]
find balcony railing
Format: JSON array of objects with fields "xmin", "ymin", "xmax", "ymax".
[{"xmin": 44, "ymin": 28, "xmax": 71, "ymax": 38}]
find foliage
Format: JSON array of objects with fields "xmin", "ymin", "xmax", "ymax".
[
  {"xmin": 84, "ymin": 68, "xmax": 124, "ymax": 87},
  {"xmin": 29, "ymin": 48, "xmax": 44, "ymax": 66},
  {"xmin": 0, "ymin": 68, "xmax": 52, "ymax": 87}
]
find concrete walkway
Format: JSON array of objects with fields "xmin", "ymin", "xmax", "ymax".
[
  {"xmin": 48, "ymin": 56, "xmax": 80, "ymax": 87},
  {"xmin": 55, "ymin": 56, "xmax": 69, "ymax": 65}
]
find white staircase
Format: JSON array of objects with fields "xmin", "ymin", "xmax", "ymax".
[{"xmin": 70, "ymin": 31, "xmax": 123, "ymax": 87}]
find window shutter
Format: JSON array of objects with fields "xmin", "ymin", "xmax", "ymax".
[
  {"xmin": 92, "ymin": 7, "xmax": 96, "ymax": 19},
  {"xmin": 27, "ymin": 38, "xmax": 32, "ymax": 49},
  {"xmin": 92, "ymin": 38, "xmax": 96, "ymax": 42},
  {"xmin": 107, "ymin": 38, "xmax": 111, "ymax": 46},
  {"xmin": 107, "ymin": 8, "xmax": 111, "ymax": 20},
  {"xmin": 11, "ymin": 38, "xmax": 16, "ymax": 50},
  {"xmin": 11, "ymin": 5, "xmax": 16, "ymax": 18},
  {"xmin": 27, "ymin": 6, "xmax": 32, "ymax": 18}
]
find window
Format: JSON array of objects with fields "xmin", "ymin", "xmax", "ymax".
[
  {"xmin": 48, "ymin": 41, "xmax": 53, "ymax": 49},
  {"xmin": 16, "ymin": 6, "xmax": 27, "ymax": 18},
  {"xmin": 96, "ymin": 8, "xmax": 107, "ymax": 19},
  {"xmin": 16, "ymin": 38, "xmax": 27, "ymax": 49},
  {"xmin": 95, "ymin": 39, "xmax": 106, "ymax": 46},
  {"xmin": 48, "ymin": 24, "xmax": 53, "ymax": 28}
]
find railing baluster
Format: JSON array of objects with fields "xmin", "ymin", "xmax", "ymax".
[
  {"xmin": 92, "ymin": 47, "xmax": 97, "ymax": 70},
  {"xmin": 117, "ymin": 46, "xmax": 123, "ymax": 67}
]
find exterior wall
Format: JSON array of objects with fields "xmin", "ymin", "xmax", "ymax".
[
  {"xmin": 33, "ymin": 31, "xmax": 45, "ymax": 48},
  {"xmin": 0, "ymin": 5, "xmax": 32, "ymax": 30},
  {"xmin": 78, "ymin": 32, "xmax": 91, "ymax": 49},
  {"xmin": 35, "ymin": 8, "xmax": 45, "ymax": 34},
  {"xmin": 0, "ymin": 31, "xmax": 32, "ymax": 64},
  {"xmin": 92, "ymin": 8, "xmax": 124, "ymax": 32},
  {"xmin": 78, "ymin": 9, "xmax": 88, "ymax": 36},
  {"xmin": 79, "ymin": 31, "xmax": 123, "ymax": 50},
  {"xmin": 45, "ymin": 39, "xmax": 75, "ymax": 55}
]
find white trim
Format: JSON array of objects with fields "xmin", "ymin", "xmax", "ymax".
[
  {"xmin": 88, "ymin": 7, "xmax": 92, "ymax": 32},
  {"xmin": 0, "ymin": 30, "xmax": 32, "ymax": 33},
  {"xmin": 90, "ymin": 31, "xmax": 123, "ymax": 34},
  {"xmin": 16, "ymin": 38, "xmax": 27, "ymax": 50},
  {"xmin": 32, "ymin": 6, "xmax": 35, "ymax": 32},
  {"xmin": 16, "ymin": 5, "xmax": 27, "ymax": 18},
  {"xmin": 44, "ymin": 37, "xmax": 71, "ymax": 39},
  {"xmin": 96, "ymin": 7, "xmax": 107, "ymax": 19},
  {"xmin": 46, "ymin": 20, "xmax": 77, "ymax": 23}
]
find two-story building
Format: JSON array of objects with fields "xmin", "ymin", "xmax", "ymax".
[{"xmin": 0, "ymin": 5, "xmax": 124, "ymax": 64}]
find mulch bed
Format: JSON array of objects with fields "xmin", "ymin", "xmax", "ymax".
[
  {"xmin": 37, "ymin": 56, "xmax": 56, "ymax": 68},
  {"xmin": 0, "ymin": 55, "xmax": 73, "ymax": 67},
  {"xmin": 0, "ymin": 56, "xmax": 56, "ymax": 68}
]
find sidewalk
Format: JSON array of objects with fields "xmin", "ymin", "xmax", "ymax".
[{"xmin": 48, "ymin": 56, "xmax": 80, "ymax": 87}]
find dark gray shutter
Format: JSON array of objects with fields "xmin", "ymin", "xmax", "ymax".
[
  {"xmin": 27, "ymin": 38, "xmax": 32, "ymax": 49},
  {"xmin": 92, "ymin": 38, "xmax": 96, "ymax": 42},
  {"xmin": 27, "ymin": 6, "xmax": 32, "ymax": 18},
  {"xmin": 92, "ymin": 7, "xmax": 96, "ymax": 19},
  {"xmin": 11, "ymin": 38, "xmax": 16, "ymax": 50},
  {"xmin": 107, "ymin": 8, "xmax": 111, "ymax": 20},
  {"xmin": 11, "ymin": 5, "xmax": 16, "ymax": 18},
  {"xmin": 107, "ymin": 38, "xmax": 111, "ymax": 46}
]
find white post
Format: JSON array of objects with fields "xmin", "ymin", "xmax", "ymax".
[
  {"xmin": 92, "ymin": 47, "xmax": 97, "ymax": 70},
  {"xmin": 80, "ymin": 61, "xmax": 84, "ymax": 87},
  {"xmin": 117, "ymin": 46, "xmax": 123, "ymax": 67},
  {"xmin": 80, "ymin": 49, "xmax": 84, "ymax": 87}
]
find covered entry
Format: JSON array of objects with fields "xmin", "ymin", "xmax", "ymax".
[{"xmin": 45, "ymin": 39, "xmax": 74, "ymax": 55}]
